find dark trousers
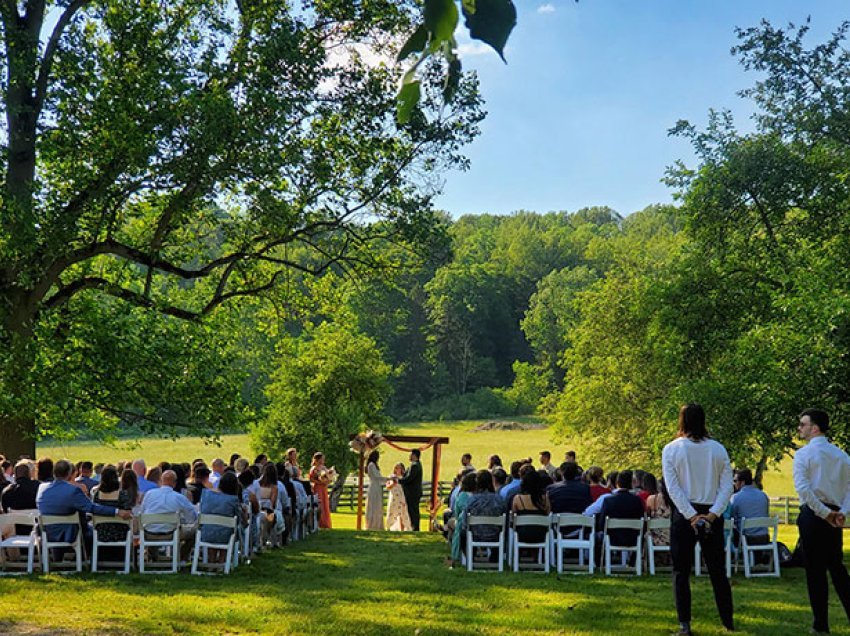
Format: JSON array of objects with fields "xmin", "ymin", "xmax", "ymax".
[
  {"xmin": 670, "ymin": 504, "xmax": 734, "ymax": 628},
  {"xmin": 405, "ymin": 493, "xmax": 421, "ymax": 531},
  {"xmin": 798, "ymin": 505, "xmax": 850, "ymax": 632}
]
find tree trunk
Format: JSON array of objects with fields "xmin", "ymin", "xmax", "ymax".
[
  {"xmin": 754, "ymin": 452, "xmax": 769, "ymax": 488},
  {"xmin": 0, "ymin": 417, "xmax": 36, "ymax": 459}
]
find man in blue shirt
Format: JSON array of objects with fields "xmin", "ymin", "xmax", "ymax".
[
  {"xmin": 37, "ymin": 459, "xmax": 131, "ymax": 557},
  {"xmin": 730, "ymin": 468, "xmax": 770, "ymax": 548},
  {"xmin": 133, "ymin": 459, "xmax": 158, "ymax": 494},
  {"xmin": 74, "ymin": 461, "xmax": 98, "ymax": 493}
]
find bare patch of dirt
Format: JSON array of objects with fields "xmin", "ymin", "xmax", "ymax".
[{"xmin": 471, "ymin": 421, "xmax": 547, "ymax": 432}]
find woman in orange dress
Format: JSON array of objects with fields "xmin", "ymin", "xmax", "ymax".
[{"xmin": 309, "ymin": 452, "xmax": 333, "ymax": 529}]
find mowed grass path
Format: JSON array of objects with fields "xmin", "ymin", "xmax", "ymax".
[
  {"xmin": 38, "ymin": 418, "xmax": 800, "ymax": 496},
  {"xmin": 0, "ymin": 513, "xmax": 847, "ymax": 635}
]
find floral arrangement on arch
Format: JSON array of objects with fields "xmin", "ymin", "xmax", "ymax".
[{"xmin": 349, "ymin": 430, "xmax": 384, "ymax": 454}]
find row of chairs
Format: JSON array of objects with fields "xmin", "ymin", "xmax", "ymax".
[
  {"xmin": 0, "ymin": 495, "xmax": 322, "ymax": 576},
  {"xmin": 462, "ymin": 512, "xmax": 782, "ymax": 578}
]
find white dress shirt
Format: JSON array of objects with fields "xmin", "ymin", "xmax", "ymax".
[
  {"xmin": 793, "ymin": 435, "xmax": 850, "ymax": 519},
  {"xmin": 662, "ymin": 436, "xmax": 733, "ymax": 519},
  {"xmin": 140, "ymin": 486, "xmax": 198, "ymax": 532}
]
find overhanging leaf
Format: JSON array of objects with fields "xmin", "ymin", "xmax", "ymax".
[
  {"xmin": 397, "ymin": 24, "xmax": 428, "ymax": 62},
  {"xmin": 396, "ymin": 80, "xmax": 421, "ymax": 124},
  {"xmin": 424, "ymin": 0, "xmax": 459, "ymax": 47},
  {"xmin": 462, "ymin": 0, "xmax": 517, "ymax": 62}
]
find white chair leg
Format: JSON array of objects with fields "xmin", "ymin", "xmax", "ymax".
[
  {"xmin": 76, "ymin": 540, "xmax": 82, "ymax": 573},
  {"xmin": 92, "ymin": 540, "xmax": 99, "ymax": 573}
]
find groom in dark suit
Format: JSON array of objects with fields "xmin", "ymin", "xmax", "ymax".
[{"xmin": 400, "ymin": 449, "xmax": 423, "ymax": 531}]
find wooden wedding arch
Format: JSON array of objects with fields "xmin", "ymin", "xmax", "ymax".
[{"xmin": 351, "ymin": 434, "xmax": 450, "ymax": 531}]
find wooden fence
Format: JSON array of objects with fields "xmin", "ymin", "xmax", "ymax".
[{"xmin": 338, "ymin": 480, "xmax": 453, "ymax": 510}]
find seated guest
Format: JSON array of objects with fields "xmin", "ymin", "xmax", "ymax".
[
  {"xmin": 36, "ymin": 457, "xmax": 54, "ymax": 484},
  {"xmin": 0, "ymin": 459, "xmax": 12, "ymax": 486},
  {"xmin": 512, "ymin": 469, "xmax": 551, "ymax": 548},
  {"xmin": 171, "ymin": 464, "xmax": 188, "ymax": 497},
  {"xmin": 235, "ymin": 458, "xmax": 249, "ymax": 476},
  {"xmin": 491, "ymin": 468, "xmax": 508, "ymax": 494},
  {"xmin": 139, "ymin": 470, "xmax": 197, "ymax": 558},
  {"xmin": 449, "ymin": 467, "xmax": 475, "ymax": 511},
  {"xmin": 464, "ymin": 470, "xmax": 505, "ymax": 562},
  {"xmin": 93, "ymin": 463, "xmax": 104, "ymax": 484},
  {"xmin": 209, "ymin": 458, "xmax": 226, "ymax": 488},
  {"xmin": 36, "ymin": 460, "xmax": 131, "ymax": 555},
  {"xmin": 547, "ymin": 461, "xmax": 592, "ymax": 514},
  {"xmin": 587, "ymin": 466, "xmax": 611, "ymax": 501},
  {"xmin": 450, "ymin": 471, "xmax": 478, "ymax": 565},
  {"xmin": 499, "ymin": 461, "xmax": 524, "ymax": 500},
  {"xmin": 646, "ymin": 476, "xmax": 673, "ymax": 565},
  {"xmin": 199, "ymin": 472, "xmax": 245, "ymax": 562},
  {"xmin": 120, "ymin": 469, "xmax": 140, "ymax": 509},
  {"xmin": 2, "ymin": 460, "xmax": 39, "ymax": 512},
  {"xmin": 506, "ymin": 464, "xmax": 536, "ymax": 511},
  {"xmin": 563, "ymin": 450, "xmax": 583, "ymax": 477},
  {"xmin": 597, "ymin": 470, "xmax": 644, "ymax": 554},
  {"xmin": 187, "ymin": 466, "xmax": 213, "ymax": 505},
  {"xmin": 640, "ymin": 472, "xmax": 659, "ymax": 509},
  {"xmin": 229, "ymin": 453, "xmax": 241, "ymax": 469},
  {"xmin": 539, "ymin": 451, "xmax": 558, "ymax": 479},
  {"xmin": 730, "ymin": 468, "xmax": 770, "ymax": 548},
  {"xmin": 91, "ymin": 466, "xmax": 134, "ymax": 558},
  {"xmin": 75, "ymin": 461, "xmax": 98, "ymax": 493},
  {"xmin": 133, "ymin": 460, "xmax": 158, "ymax": 494},
  {"xmin": 146, "ymin": 466, "xmax": 162, "ymax": 490},
  {"xmin": 488, "ymin": 455, "xmax": 503, "ymax": 471}
]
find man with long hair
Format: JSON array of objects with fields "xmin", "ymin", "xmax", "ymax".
[
  {"xmin": 662, "ymin": 404, "xmax": 734, "ymax": 635},
  {"xmin": 794, "ymin": 408, "xmax": 850, "ymax": 634}
]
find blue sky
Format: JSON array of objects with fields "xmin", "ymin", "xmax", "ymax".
[{"xmin": 434, "ymin": 1, "xmax": 849, "ymax": 218}]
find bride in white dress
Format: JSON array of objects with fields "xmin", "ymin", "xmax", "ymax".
[{"xmin": 385, "ymin": 462, "xmax": 412, "ymax": 532}]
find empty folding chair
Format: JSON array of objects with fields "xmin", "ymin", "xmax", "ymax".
[
  {"xmin": 645, "ymin": 517, "xmax": 672, "ymax": 575},
  {"xmin": 739, "ymin": 516, "xmax": 780, "ymax": 578},
  {"xmin": 552, "ymin": 513, "xmax": 596, "ymax": 574},
  {"xmin": 464, "ymin": 514, "xmax": 506, "ymax": 572},
  {"xmin": 603, "ymin": 517, "xmax": 643, "ymax": 576},
  {"xmin": 138, "ymin": 512, "xmax": 181, "ymax": 574},
  {"xmin": 192, "ymin": 514, "xmax": 238, "ymax": 575},
  {"xmin": 511, "ymin": 513, "xmax": 551, "ymax": 573},
  {"xmin": 39, "ymin": 513, "xmax": 84, "ymax": 573},
  {"xmin": 0, "ymin": 510, "xmax": 40, "ymax": 574},
  {"xmin": 92, "ymin": 515, "xmax": 133, "ymax": 574},
  {"xmin": 310, "ymin": 495, "xmax": 320, "ymax": 533},
  {"xmin": 695, "ymin": 517, "xmax": 734, "ymax": 578}
]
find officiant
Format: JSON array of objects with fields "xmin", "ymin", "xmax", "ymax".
[{"xmin": 399, "ymin": 449, "xmax": 423, "ymax": 531}]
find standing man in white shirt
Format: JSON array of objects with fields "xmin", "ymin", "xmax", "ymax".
[
  {"xmin": 662, "ymin": 403, "xmax": 734, "ymax": 636},
  {"xmin": 794, "ymin": 408, "xmax": 850, "ymax": 634}
]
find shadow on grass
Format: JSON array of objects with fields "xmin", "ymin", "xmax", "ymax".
[{"xmin": 0, "ymin": 529, "xmax": 847, "ymax": 635}]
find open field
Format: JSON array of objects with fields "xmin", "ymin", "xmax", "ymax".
[
  {"xmin": 38, "ymin": 419, "xmax": 800, "ymax": 496},
  {"xmin": 0, "ymin": 513, "xmax": 846, "ymax": 636}
]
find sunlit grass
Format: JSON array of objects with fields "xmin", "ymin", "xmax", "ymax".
[{"xmin": 0, "ymin": 521, "xmax": 846, "ymax": 635}]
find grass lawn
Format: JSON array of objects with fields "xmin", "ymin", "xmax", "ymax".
[
  {"xmin": 37, "ymin": 418, "xmax": 801, "ymax": 497},
  {"xmin": 0, "ymin": 512, "xmax": 847, "ymax": 635}
]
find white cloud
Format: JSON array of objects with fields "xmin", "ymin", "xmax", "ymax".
[
  {"xmin": 537, "ymin": 3, "xmax": 556, "ymax": 14},
  {"xmin": 457, "ymin": 42, "xmax": 494, "ymax": 58}
]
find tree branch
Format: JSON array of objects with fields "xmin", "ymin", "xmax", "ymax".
[{"xmin": 34, "ymin": 0, "xmax": 89, "ymax": 112}]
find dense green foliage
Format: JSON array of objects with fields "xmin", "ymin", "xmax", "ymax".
[
  {"xmin": 252, "ymin": 321, "xmax": 392, "ymax": 474},
  {"xmin": 0, "ymin": 0, "xmax": 482, "ymax": 456}
]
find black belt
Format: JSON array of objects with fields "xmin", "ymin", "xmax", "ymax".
[{"xmin": 802, "ymin": 502, "xmax": 839, "ymax": 513}]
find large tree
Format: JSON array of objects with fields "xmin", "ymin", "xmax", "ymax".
[{"xmin": 0, "ymin": 0, "xmax": 483, "ymax": 457}]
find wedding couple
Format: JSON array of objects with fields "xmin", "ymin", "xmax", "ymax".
[{"xmin": 365, "ymin": 448, "xmax": 422, "ymax": 532}]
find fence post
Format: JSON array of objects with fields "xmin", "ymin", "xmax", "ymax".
[{"xmin": 784, "ymin": 497, "xmax": 790, "ymax": 525}]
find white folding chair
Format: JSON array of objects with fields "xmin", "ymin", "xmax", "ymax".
[
  {"xmin": 0, "ymin": 510, "xmax": 40, "ymax": 574},
  {"xmin": 464, "ymin": 514, "xmax": 505, "ymax": 572},
  {"xmin": 695, "ymin": 518, "xmax": 734, "ymax": 578},
  {"xmin": 740, "ymin": 516, "xmax": 780, "ymax": 578},
  {"xmin": 192, "ymin": 514, "xmax": 238, "ymax": 575},
  {"xmin": 645, "ymin": 517, "xmax": 671, "ymax": 575},
  {"xmin": 138, "ymin": 512, "xmax": 181, "ymax": 574},
  {"xmin": 39, "ymin": 513, "xmax": 83, "ymax": 573},
  {"xmin": 552, "ymin": 513, "xmax": 595, "ymax": 574},
  {"xmin": 603, "ymin": 517, "xmax": 643, "ymax": 576},
  {"xmin": 258, "ymin": 499, "xmax": 276, "ymax": 549},
  {"xmin": 310, "ymin": 495, "xmax": 320, "ymax": 533},
  {"xmin": 511, "ymin": 513, "xmax": 551, "ymax": 573},
  {"xmin": 92, "ymin": 515, "xmax": 133, "ymax": 574}
]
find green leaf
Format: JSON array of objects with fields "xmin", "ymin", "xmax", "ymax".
[
  {"xmin": 462, "ymin": 0, "xmax": 517, "ymax": 62},
  {"xmin": 443, "ymin": 58, "xmax": 462, "ymax": 103},
  {"xmin": 397, "ymin": 24, "xmax": 429, "ymax": 62},
  {"xmin": 396, "ymin": 80, "xmax": 421, "ymax": 124},
  {"xmin": 424, "ymin": 0, "xmax": 459, "ymax": 47}
]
